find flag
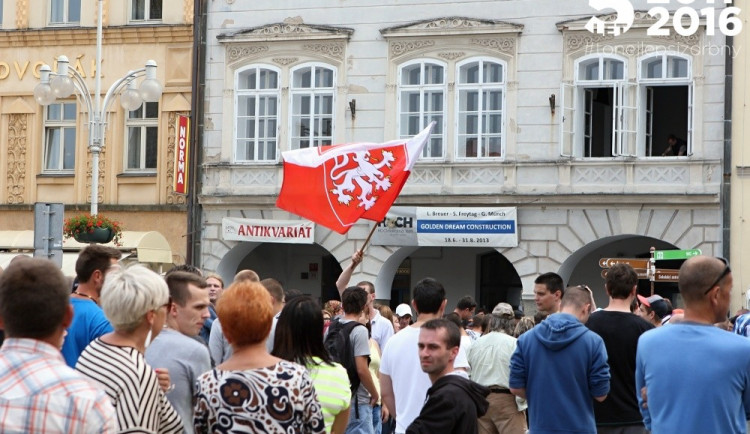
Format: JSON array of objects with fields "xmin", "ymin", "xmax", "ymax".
[{"xmin": 276, "ymin": 122, "xmax": 435, "ymax": 234}]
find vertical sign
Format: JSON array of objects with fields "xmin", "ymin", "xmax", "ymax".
[{"xmin": 173, "ymin": 115, "xmax": 190, "ymax": 194}]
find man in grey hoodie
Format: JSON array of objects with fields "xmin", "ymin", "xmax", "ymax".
[{"xmin": 406, "ymin": 319, "xmax": 489, "ymax": 434}]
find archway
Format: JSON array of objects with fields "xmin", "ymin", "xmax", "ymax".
[
  {"xmin": 216, "ymin": 242, "xmax": 342, "ymax": 301},
  {"xmin": 560, "ymin": 235, "xmax": 679, "ymax": 308},
  {"xmin": 376, "ymin": 246, "xmax": 522, "ymax": 312}
]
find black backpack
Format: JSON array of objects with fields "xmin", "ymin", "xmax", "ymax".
[{"xmin": 324, "ymin": 318, "xmax": 368, "ymax": 416}]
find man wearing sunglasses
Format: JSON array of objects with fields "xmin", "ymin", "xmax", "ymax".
[{"xmin": 636, "ymin": 256, "xmax": 750, "ymax": 434}]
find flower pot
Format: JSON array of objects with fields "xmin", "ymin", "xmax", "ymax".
[{"xmin": 73, "ymin": 227, "xmax": 115, "ymax": 244}]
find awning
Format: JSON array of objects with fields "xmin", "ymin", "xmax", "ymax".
[
  {"xmin": 0, "ymin": 252, "xmax": 85, "ymax": 277},
  {"xmin": 0, "ymin": 230, "xmax": 174, "ymax": 272}
]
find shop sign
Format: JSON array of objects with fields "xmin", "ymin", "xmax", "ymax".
[
  {"xmin": 371, "ymin": 206, "xmax": 417, "ymax": 246},
  {"xmin": 222, "ymin": 217, "xmax": 314, "ymax": 244},
  {"xmin": 416, "ymin": 207, "xmax": 518, "ymax": 248}
]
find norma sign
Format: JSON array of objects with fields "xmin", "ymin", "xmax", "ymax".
[
  {"xmin": 173, "ymin": 115, "xmax": 190, "ymax": 195},
  {"xmin": 653, "ymin": 249, "xmax": 701, "ymax": 261},
  {"xmin": 598, "ymin": 258, "xmax": 650, "ymax": 269}
]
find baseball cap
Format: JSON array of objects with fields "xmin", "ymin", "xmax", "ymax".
[
  {"xmin": 637, "ymin": 294, "xmax": 671, "ymax": 319},
  {"xmin": 492, "ymin": 302, "xmax": 514, "ymax": 318},
  {"xmin": 637, "ymin": 294, "xmax": 663, "ymax": 307},
  {"xmin": 395, "ymin": 303, "xmax": 412, "ymax": 317}
]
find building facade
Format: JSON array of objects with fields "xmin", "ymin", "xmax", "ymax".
[
  {"xmin": 201, "ymin": 0, "xmax": 728, "ymax": 311},
  {"xmin": 0, "ymin": 0, "xmax": 193, "ymax": 266}
]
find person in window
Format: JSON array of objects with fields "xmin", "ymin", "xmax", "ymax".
[{"xmin": 661, "ymin": 134, "xmax": 687, "ymax": 156}]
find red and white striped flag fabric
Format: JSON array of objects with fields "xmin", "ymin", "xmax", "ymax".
[{"xmin": 276, "ymin": 122, "xmax": 435, "ymax": 234}]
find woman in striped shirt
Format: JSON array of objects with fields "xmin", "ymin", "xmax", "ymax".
[
  {"xmin": 76, "ymin": 265, "xmax": 182, "ymax": 434},
  {"xmin": 273, "ymin": 296, "xmax": 352, "ymax": 434}
]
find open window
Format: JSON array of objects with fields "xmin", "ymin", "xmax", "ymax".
[
  {"xmin": 564, "ymin": 55, "xmax": 629, "ymax": 158},
  {"xmin": 637, "ymin": 53, "xmax": 692, "ymax": 157}
]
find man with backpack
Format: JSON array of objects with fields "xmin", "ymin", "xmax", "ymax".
[{"xmin": 325, "ymin": 286, "xmax": 379, "ymax": 434}]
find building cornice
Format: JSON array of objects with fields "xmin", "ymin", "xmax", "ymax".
[
  {"xmin": 381, "ymin": 17, "xmax": 523, "ymax": 38},
  {"xmin": 0, "ymin": 25, "xmax": 193, "ymax": 48}
]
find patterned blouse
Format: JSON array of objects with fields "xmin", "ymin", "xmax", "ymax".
[{"xmin": 194, "ymin": 360, "xmax": 325, "ymax": 434}]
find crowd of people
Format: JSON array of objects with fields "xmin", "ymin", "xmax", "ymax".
[{"xmin": 0, "ymin": 246, "xmax": 749, "ymax": 434}]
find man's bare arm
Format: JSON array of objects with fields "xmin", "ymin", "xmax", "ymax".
[
  {"xmin": 510, "ymin": 387, "xmax": 526, "ymax": 400},
  {"xmin": 336, "ymin": 251, "xmax": 363, "ymax": 297},
  {"xmin": 380, "ymin": 373, "xmax": 396, "ymax": 419}
]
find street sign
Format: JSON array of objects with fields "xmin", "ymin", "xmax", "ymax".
[
  {"xmin": 654, "ymin": 269, "xmax": 679, "ymax": 282},
  {"xmin": 601, "ymin": 268, "xmax": 649, "ymax": 279},
  {"xmin": 599, "ymin": 258, "xmax": 650, "ymax": 269},
  {"xmin": 653, "ymin": 249, "xmax": 701, "ymax": 261}
]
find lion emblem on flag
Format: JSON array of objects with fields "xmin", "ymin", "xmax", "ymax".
[{"xmin": 328, "ymin": 149, "xmax": 396, "ymax": 210}]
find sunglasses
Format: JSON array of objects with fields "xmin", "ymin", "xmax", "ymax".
[
  {"xmin": 574, "ymin": 285, "xmax": 595, "ymax": 313},
  {"xmin": 703, "ymin": 257, "xmax": 731, "ymax": 295}
]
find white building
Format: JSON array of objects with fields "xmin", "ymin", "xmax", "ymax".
[{"xmin": 199, "ymin": 0, "xmax": 728, "ymax": 311}]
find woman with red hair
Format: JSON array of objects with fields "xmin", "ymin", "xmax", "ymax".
[{"xmin": 193, "ymin": 281, "xmax": 324, "ymax": 433}]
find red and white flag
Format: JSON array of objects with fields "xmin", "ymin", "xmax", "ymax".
[{"xmin": 276, "ymin": 122, "xmax": 435, "ymax": 234}]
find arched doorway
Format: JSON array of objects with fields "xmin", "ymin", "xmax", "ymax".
[
  {"xmin": 218, "ymin": 242, "xmax": 342, "ymax": 302},
  {"xmin": 560, "ymin": 235, "xmax": 680, "ymax": 308},
  {"xmin": 380, "ymin": 247, "xmax": 522, "ymax": 312}
]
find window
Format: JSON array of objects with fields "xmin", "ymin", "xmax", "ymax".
[
  {"xmin": 398, "ymin": 60, "xmax": 445, "ymax": 158},
  {"xmin": 50, "ymin": 0, "xmax": 80, "ymax": 24},
  {"xmin": 43, "ymin": 102, "xmax": 76, "ymax": 172},
  {"xmin": 561, "ymin": 55, "xmax": 633, "ymax": 158},
  {"xmin": 456, "ymin": 59, "xmax": 505, "ymax": 159},
  {"xmin": 638, "ymin": 53, "xmax": 691, "ymax": 157},
  {"xmin": 131, "ymin": 0, "xmax": 162, "ymax": 21},
  {"xmin": 235, "ymin": 65, "xmax": 279, "ymax": 161},
  {"xmin": 125, "ymin": 102, "xmax": 159, "ymax": 171},
  {"xmin": 561, "ymin": 52, "xmax": 693, "ymax": 159},
  {"xmin": 290, "ymin": 64, "xmax": 335, "ymax": 149}
]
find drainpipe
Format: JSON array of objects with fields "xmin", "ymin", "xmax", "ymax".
[
  {"xmin": 187, "ymin": 0, "xmax": 207, "ymax": 266},
  {"xmin": 722, "ymin": 28, "xmax": 733, "ymax": 261}
]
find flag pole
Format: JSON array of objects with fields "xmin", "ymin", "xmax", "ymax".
[{"xmin": 358, "ymin": 223, "xmax": 379, "ymax": 255}]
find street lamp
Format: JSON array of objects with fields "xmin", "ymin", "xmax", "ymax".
[{"xmin": 33, "ymin": 0, "xmax": 162, "ymax": 215}]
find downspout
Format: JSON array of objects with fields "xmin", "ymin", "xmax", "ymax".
[
  {"xmin": 723, "ymin": 24, "xmax": 733, "ymax": 260},
  {"xmin": 187, "ymin": 0, "xmax": 207, "ymax": 266}
]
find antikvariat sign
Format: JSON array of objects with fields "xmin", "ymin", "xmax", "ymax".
[
  {"xmin": 222, "ymin": 217, "xmax": 314, "ymax": 244},
  {"xmin": 372, "ymin": 207, "xmax": 518, "ymax": 248}
]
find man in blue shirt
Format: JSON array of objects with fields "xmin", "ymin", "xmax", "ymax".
[
  {"xmin": 510, "ymin": 285, "xmax": 610, "ymax": 434},
  {"xmin": 61, "ymin": 244, "xmax": 121, "ymax": 367},
  {"xmin": 636, "ymin": 256, "xmax": 750, "ymax": 434}
]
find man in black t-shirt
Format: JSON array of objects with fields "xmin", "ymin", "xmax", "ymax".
[{"xmin": 586, "ymin": 264, "xmax": 654, "ymax": 434}]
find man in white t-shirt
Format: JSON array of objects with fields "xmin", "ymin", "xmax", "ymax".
[{"xmin": 380, "ymin": 277, "xmax": 470, "ymax": 433}]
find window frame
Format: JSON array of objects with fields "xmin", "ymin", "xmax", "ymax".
[
  {"xmin": 43, "ymin": 101, "xmax": 77, "ymax": 173},
  {"xmin": 129, "ymin": 0, "xmax": 163, "ymax": 22},
  {"xmin": 49, "ymin": 0, "xmax": 80, "ymax": 25},
  {"xmin": 288, "ymin": 62, "xmax": 336, "ymax": 151},
  {"xmin": 397, "ymin": 59, "xmax": 447, "ymax": 160},
  {"xmin": 124, "ymin": 101, "xmax": 159, "ymax": 172},
  {"xmin": 454, "ymin": 57, "xmax": 506, "ymax": 161},
  {"xmin": 562, "ymin": 53, "xmax": 630, "ymax": 158},
  {"xmin": 234, "ymin": 64, "xmax": 281, "ymax": 163},
  {"xmin": 636, "ymin": 52, "xmax": 693, "ymax": 157}
]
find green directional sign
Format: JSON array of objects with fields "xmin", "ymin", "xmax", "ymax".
[{"xmin": 653, "ymin": 249, "xmax": 701, "ymax": 261}]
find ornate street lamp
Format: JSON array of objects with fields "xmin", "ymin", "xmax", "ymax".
[{"xmin": 33, "ymin": 0, "xmax": 162, "ymax": 215}]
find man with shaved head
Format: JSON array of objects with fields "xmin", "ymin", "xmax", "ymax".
[{"xmin": 636, "ymin": 256, "xmax": 750, "ymax": 434}]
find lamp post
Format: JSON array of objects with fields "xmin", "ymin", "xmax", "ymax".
[{"xmin": 33, "ymin": 0, "xmax": 162, "ymax": 215}]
